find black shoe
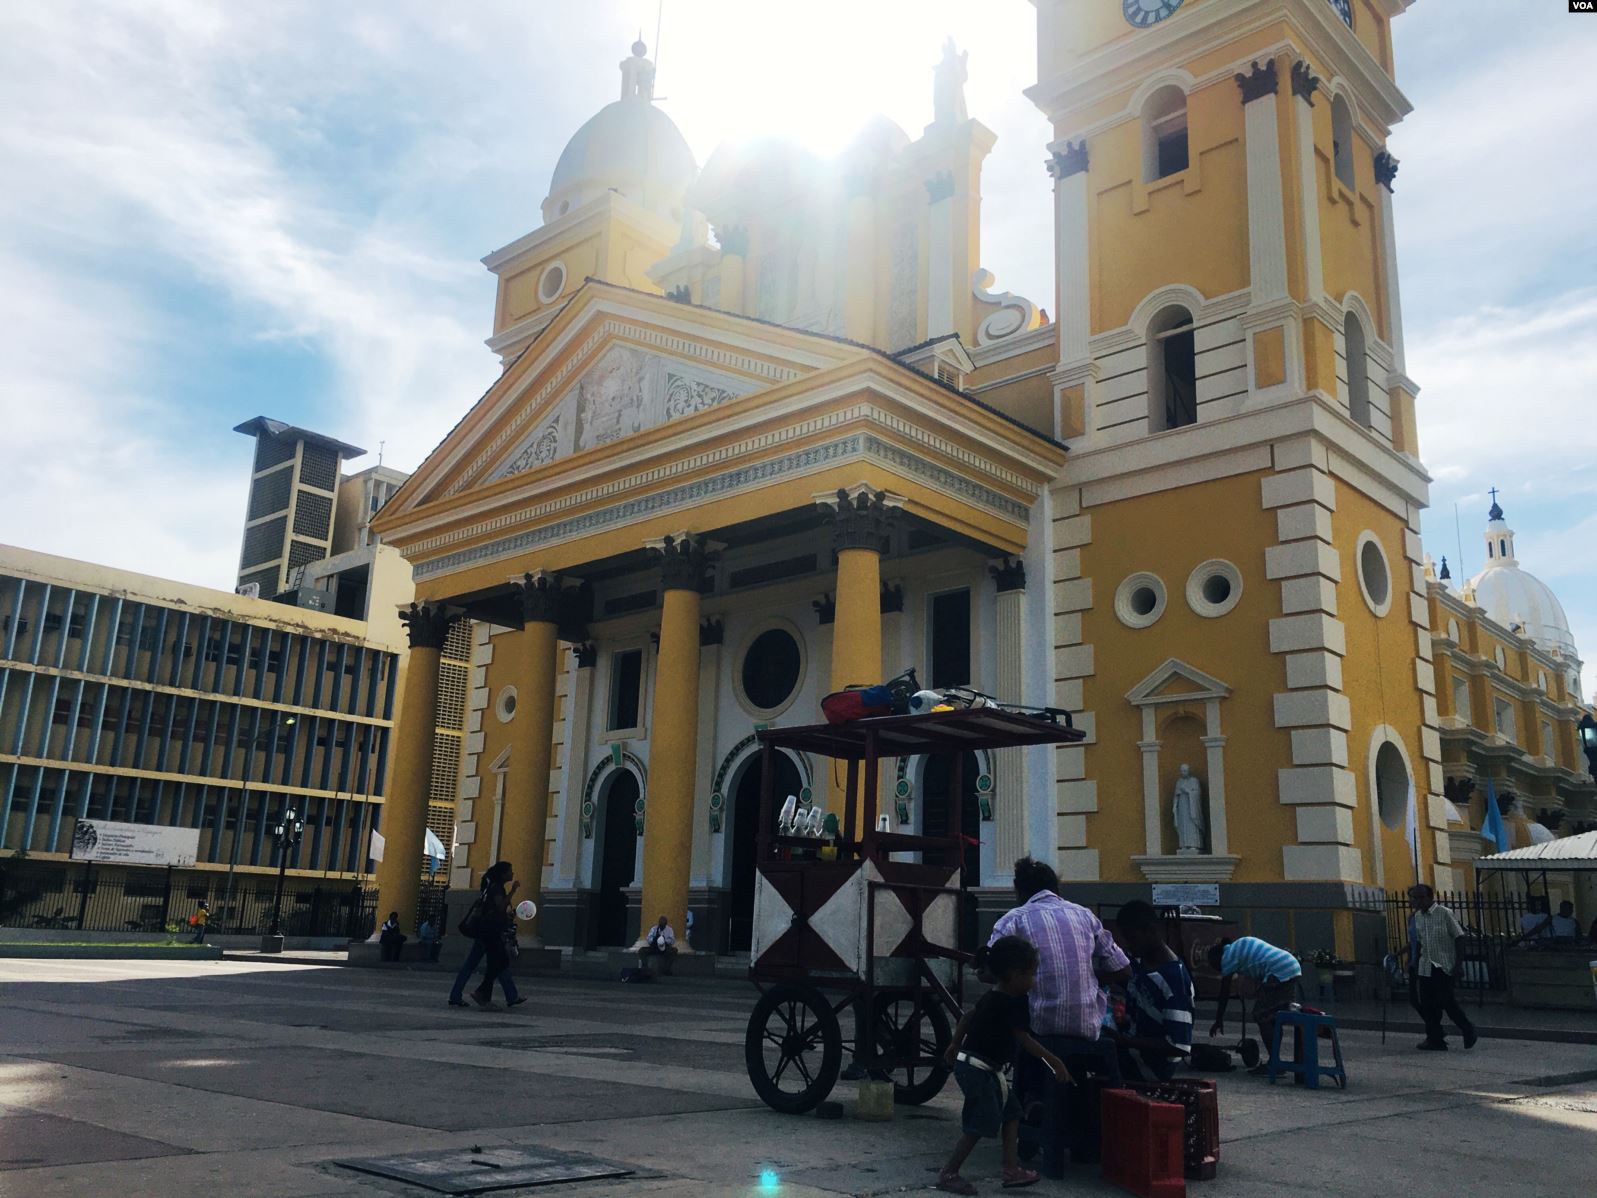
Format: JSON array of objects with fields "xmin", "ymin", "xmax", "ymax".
[
  {"xmin": 1417, "ymin": 1039, "xmax": 1448, "ymax": 1051},
  {"xmin": 448, "ymin": 999, "xmax": 467, "ymax": 1007},
  {"xmin": 506, "ymin": 996, "xmax": 528, "ymax": 1008},
  {"xmin": 1462, "ymin": 1027, "xmax": 1478, "ymax": 1049}
]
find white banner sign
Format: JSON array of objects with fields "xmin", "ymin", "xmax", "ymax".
[
  {"xmin": 69, "ymin": 819, "xmax": 199, "ymax": 868},
  {"xmin": 1151, "ymin": 882, "xmax": 1220, "ymax": 908}
]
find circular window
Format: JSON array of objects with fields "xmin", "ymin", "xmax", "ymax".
[
  {"xmin": 1374, "ymin": 740, "xmax": 1409, "ymax": 830},
  {"xmin": 1115, "ymin": 573, "xmax": 1167, "ymax": 629},
  {"xmin": 1185, "ymin": 559, "xmax": 1243, "ymax": 619},
  {"xmin": 537, "ymin": 261, "xmax": 568, "ymax": 304},
  {"xmin": 1354, "ymin": 532, "xmax": 1392, "ymax": 617},
  {"xmin": 736, "ymin": 623, "xmax": 805, "ymax": 716},
  {"xmin": 495, "ymin": 686, "xmax": 519, "ymax": 724}
]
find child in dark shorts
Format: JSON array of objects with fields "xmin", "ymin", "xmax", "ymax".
[{"xmin": 939, "ymin": 936, "xmax": 1073, "ymax": 1193}]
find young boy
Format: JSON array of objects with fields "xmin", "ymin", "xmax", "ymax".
[
  {"xmin": 1109, "ymin": 901, "xmax": 1195, "ymax": 1082},
  {"xmin": 939, "ymin": 935, "xmax": 1072, "ymax": 1194},
  {"xmin": 1207, "ymin": 935, "xmax": 1302, "ymax": 1062},
  {"xmin": 189, "ymin": 901, "xmax": 209, "ymax": 945}
]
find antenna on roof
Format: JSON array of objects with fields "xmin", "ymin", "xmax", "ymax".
[{"xmin": 378, "ymin": 440, "xmax": 385, "ymax": 467}]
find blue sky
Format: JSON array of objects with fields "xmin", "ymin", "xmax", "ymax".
[{"xmin": 0, "ymin": 1, "xmax": 1593, "ymax": 694}]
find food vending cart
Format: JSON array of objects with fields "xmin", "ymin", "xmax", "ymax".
[{"xmin": 741, "ymin": 707, "xmax": 1085, "ymax": 1113}]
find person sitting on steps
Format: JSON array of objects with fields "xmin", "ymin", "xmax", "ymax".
[{"xmin": 638, "ymin": 914, "xmax": 678, "ymax": 975}]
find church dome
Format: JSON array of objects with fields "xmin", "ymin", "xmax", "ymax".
[
  {"xmin": 1465, "ymin": 495, "xmax": 1578, "ymax": 658},
  {"xmin": 542, "ymin": 42, "xmax": 698, "ymax": 226}
]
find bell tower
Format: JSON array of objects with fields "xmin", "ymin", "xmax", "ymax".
[{"xmin": 1030, "ymin": 1, "xmax": 1456, "ymax": 910}]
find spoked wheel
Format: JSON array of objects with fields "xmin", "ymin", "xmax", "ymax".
[
  {"xmin": 866, "ymin": 989, "xmax": 953, "ymax": 1105},
  {"xmin": 745, "ymin": 983, "xmax": 843, "ymax": 1114}
]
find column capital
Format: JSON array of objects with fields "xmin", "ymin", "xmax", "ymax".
[
  {"xmin": 1235, "ymin": 59, "xmax": 1279, "ymax": 104},
  {"xmin": 398, "ymin": 602, "xmax": 454, "ymax": 650},
  {"xmin": 699, "ymin": 618, "xmax": 724, "ymax": 646},
  {"xmin": 515, "ymin": 570, "xmax": 563, "ymax": 624},
  {"xmin": 814, "ymin": 486, "xmax": 904, "ymax": 555},
  {"xmin": 1290, "ymin": 60, "xmax": 1320, "ymax": 105},
  {"xmin": 880, "ymin": 582, "xmax": 905, "ymax": 614},
  {"xmin": 714, "ymin": 224, "xmax": 749, "ymax": 257},
  {"xmin": 573, "ymin": 642, "xmax": 597, "ymax": 668},
  {"xmin": 925, "ymin": 170, "xmax": 956, "ymax": 203},
  {"xmin": 989, "ymin": 557, "xmax": 1027, "ymax": 593},
  {"xmin": 646, "ymin": 533, "xmax": 716, "ymax": 592},
  {"xmin": 1046, "ymin": 140, "xmax": 1088, "ymax": 180},
  {"xmin": 1374, "ymin": 151, "xmax": 1400, "ymax": 191},
  {"xmin": 813, "ymin": 594, "xmax": 836, "ymax": 626}
]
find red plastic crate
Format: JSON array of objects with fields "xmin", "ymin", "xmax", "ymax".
[
  {"xmin": 1101, "ymin": 1088, "xmax": 1186, "ymax": 1198},
  {"xmin": 1124, "ymin": 1077, "xmax": 1220, "ymax": 1180}
]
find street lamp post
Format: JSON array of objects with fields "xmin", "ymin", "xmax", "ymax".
[{"xmin": 261, "ymin": 804, "xmax": 305, "ymax": 954}]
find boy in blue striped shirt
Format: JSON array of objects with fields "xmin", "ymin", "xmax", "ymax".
[
  {"xmin": 1207, "ymin": 935, "xmax": 1302, "ymax": 1057},
  {"xmin": 1109, "ymin": 901, "xmax": 1195, "ymax": 1082}
]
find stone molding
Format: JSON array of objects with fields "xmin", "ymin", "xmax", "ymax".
[
  {"xmin": 1132, "ymin": 855, "xmax": 1240, "ymax": 883},
  {"xmin": 816, "ymin": 487, "xmax": 903, "ymax": 555},
  {"xmin": 1235, "ymin": 59, "xmax": 1279, "ymax": 104},
  {"xmin": 989, "ymin": 557, "xmax": 1027, "ymax": 593},
  {"xmin": 399, "ymin": 601, "xmax": 455, "ymax": 650},
  {"xmin": 647, "ymin": 533, "xmax": 715, "ymax": 592},
  {"xmin": 1047, "ymin": 140, "xmax": 1089, "ymax": 180}
]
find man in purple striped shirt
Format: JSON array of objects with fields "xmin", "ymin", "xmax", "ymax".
[{"xmin": 988, "ymin": 857, "xmax": 1130, "ymax": 1176}]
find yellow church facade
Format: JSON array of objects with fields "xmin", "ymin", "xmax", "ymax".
[{"xmin": 369, "ymin": 0, "xmax": 1480, "ymax": 960}]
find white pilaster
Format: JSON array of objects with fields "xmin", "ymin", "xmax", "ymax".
[
  {"xmin": 993, "ymin": 576, "xmax": 1027, "ymax": 870},
  {"xmin": 690, "ymin": 639, "xmax": 721, "ymax": 888},
  {"xmin": 1377, "ymin": 184, "xmax": 1407, "ymax": 376},
  {"xmin": 554, "ymin": 650, "xmax": 595, "ymax": 888},
  {"xmin": 927, "ymin": 191, "xmax": 955, "ymax": 338},
  {"xmin": 1292, "ymin": 87, "xmax": 1324, "ymax": 305},
  {"xmin": 1052, "ymin": 153, "xmax": 1091, "ymax": 364},
  {"xmin": 1243, "ymin": 86, "xmax": 1289, "ymax": 307}
]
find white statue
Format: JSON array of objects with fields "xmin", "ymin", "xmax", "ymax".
[
  {"xmin": 933, "ymin": 37, "xmax": 968, "ymax": 125},
  {"xmin": 1172, "ymin": 764, "xmax": 1206, "ymax": 854}
]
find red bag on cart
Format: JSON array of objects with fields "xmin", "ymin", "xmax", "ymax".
[{"xmin": 821, "ymin": 685, "xmax": 893, "ymax": 724}]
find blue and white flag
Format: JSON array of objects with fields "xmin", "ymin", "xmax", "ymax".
[
  {"xmin": 424, "ymin": 828, "xmax": 447, "ymax": 875},
  {"xmin": 1405, "ymin": 779, "xmax": 1419, "ymax": 867},
  {"xmin": 1482, "ymin": 778, "xmax": 1510, "ymax": 852}
]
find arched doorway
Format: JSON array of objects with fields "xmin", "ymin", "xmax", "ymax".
[
  {"xmin": 594, "ymin": 770, "xmax": 639, "ymax": 947},
  {"xmin": 727, "ymin": 751, "xmax": 802, "ymax": 953},
  {"xmin": 922, "ymin": 751, "xmax": 981, "ymax": 948}
]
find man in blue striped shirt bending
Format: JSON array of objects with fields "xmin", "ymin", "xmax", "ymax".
[
  {"xmin": 1207, "ymin": 935, "xmax": 1302, "ymax": 1052},
  {"xmin": 1109, "ymin": 901, "xmax": 1195, "ymax": 1082}
]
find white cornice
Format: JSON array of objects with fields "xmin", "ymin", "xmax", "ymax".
[
  {"xmin": 1027, "ymin": 1, "xmax": 1411, "ymax": 136},
  {"xmin": 480, "ymin": 192, "xmax": 677, "ymax": 275}
]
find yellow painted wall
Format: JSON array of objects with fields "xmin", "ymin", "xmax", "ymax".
[
  {"xmin": 1086, "ymin": 76, "xmax": 1249, "ymax": 333},
  {"xmin": 1076, "ymin": 470, "xmax": 1299, "ymax": 882},
  {"xmin": 1331, "ymin": 485, "xmax": 1434, "ymax": 888}
]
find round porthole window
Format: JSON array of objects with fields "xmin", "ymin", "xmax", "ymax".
[
  {"xmin": 1185, "ymin": 559, "xmax": 1243, "ymax": 619},
  {"xmin": 537, "ymin": 261, "xmax": 568, "ymax": 305},
  {"xmin": 1354, "ymin": 531, "xmax": 1392, "ymax": 617},
  {"xmin": 736, "ymin": 623, "xmax": 805, "ymax": 716},
  {"xmin": 1114, "ymin": 572, "xmax": 1167, "ymax": 629},
  {"xmin": 495, "ymin": 686, "xmax": 519, "ymax": 724}
]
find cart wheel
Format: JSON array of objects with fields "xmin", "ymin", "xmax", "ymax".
[
  {"xmin": 868, "ymin": 990, "xmax": 952, "ymax": 1106},
  {"xmin": 745, "ymin": 984, "xmax": 843, "ymax": 1114}
]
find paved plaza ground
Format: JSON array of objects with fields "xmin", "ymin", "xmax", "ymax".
[{"xmin": 2, "ymin": 958, "xmax": 1595, "ymax": 1197}]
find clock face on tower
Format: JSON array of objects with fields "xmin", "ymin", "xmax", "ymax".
[
  {"xmin": 1327, "ymin": 0, "xmax": 1354, "ymax": 27},
  {"xmin": 1123, "ymin": 0, "xmax": 1184, "ymax": 27}
]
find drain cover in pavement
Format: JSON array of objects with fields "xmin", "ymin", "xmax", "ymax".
[{"xmin": 336, "ymin": 1145, "xmax": 632, "ymax": 1194}]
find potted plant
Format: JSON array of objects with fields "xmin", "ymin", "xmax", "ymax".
[{"xmin": 1309, "ymin": 948, "xmax": 1340, "ymax": 990}]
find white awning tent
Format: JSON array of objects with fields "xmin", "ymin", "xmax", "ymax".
[{"xmin": 1475, "ymin": 830, "xmax": 1597, "ymax": 873}]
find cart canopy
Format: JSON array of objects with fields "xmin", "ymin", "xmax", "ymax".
[{"xmin": 1474, "ymin": 830, "xmax": 1597, "ymax": 873}]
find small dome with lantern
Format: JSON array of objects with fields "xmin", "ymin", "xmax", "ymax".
[
  {"xmin": 1466, "ymin": 490, "xmax": 1578, "ymax": 660},
  {"xmin": 542, "ymin": 40, "xmax": 698, "ymax": 226}
]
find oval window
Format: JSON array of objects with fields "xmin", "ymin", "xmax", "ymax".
[{"xmin": 741, "ymin": 628, "xmax": 802, "ymax": 712}]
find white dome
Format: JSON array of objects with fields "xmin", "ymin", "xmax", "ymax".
[
  {"xmin": 541, "ymin": 44, "xmax": 697, "ymax": 226},
  {"xmin": 1465, "ymin": 497, "xmax": 1578, "ymax": 658}
]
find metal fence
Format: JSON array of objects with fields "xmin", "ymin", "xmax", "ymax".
[
  {"xmin": 0, "ymin": 863, "xmax": 446, "ymax": 940},
  {"xmin": 1357, "ymin": 887, "xmax": 1536, "ymax": 998}
]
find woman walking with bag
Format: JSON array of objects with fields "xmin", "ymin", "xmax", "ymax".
[{"xmin": 447, "ymin": 861, "xmax": 525, "ymax": 1010}]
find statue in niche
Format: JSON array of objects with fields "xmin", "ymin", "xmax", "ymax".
[
  {"xmin": 1172, "ymin": 763, "xmax": 1207, "ymax": 854},
  {"xmin": 933, "ymin": 37, "xmax": 968, "ymax": 126}
]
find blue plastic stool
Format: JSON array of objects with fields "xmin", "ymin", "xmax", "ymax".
[{"xmin": 1267, "ymin": 1010, "xmax": 1346, "ymax": 1090}]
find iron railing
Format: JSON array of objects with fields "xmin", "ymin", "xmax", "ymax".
[{"xmin": 1355, "ymin": 887, "xmax": 1538, "ymax": 998}]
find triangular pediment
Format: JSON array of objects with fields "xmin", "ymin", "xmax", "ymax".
[
  {"xmin": 383, "ymin": 282, "xmax": 861, "ymax": 516},
  {"xmin": 1126, "ymin": 658, "xmax": 1231, "ymax": 706}
]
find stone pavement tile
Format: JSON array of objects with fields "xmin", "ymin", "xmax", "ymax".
[
  {"xmin": 0, "ymin": 1111, "xmax": 189, "ymax": 1171},
  {"xmin": 34, "ymin": 1043, "xmax": 756, "ymax": 1131},
  {"xmin": 0, "ymin": 1057, "xmax": 423, "ymax": 1152}
]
